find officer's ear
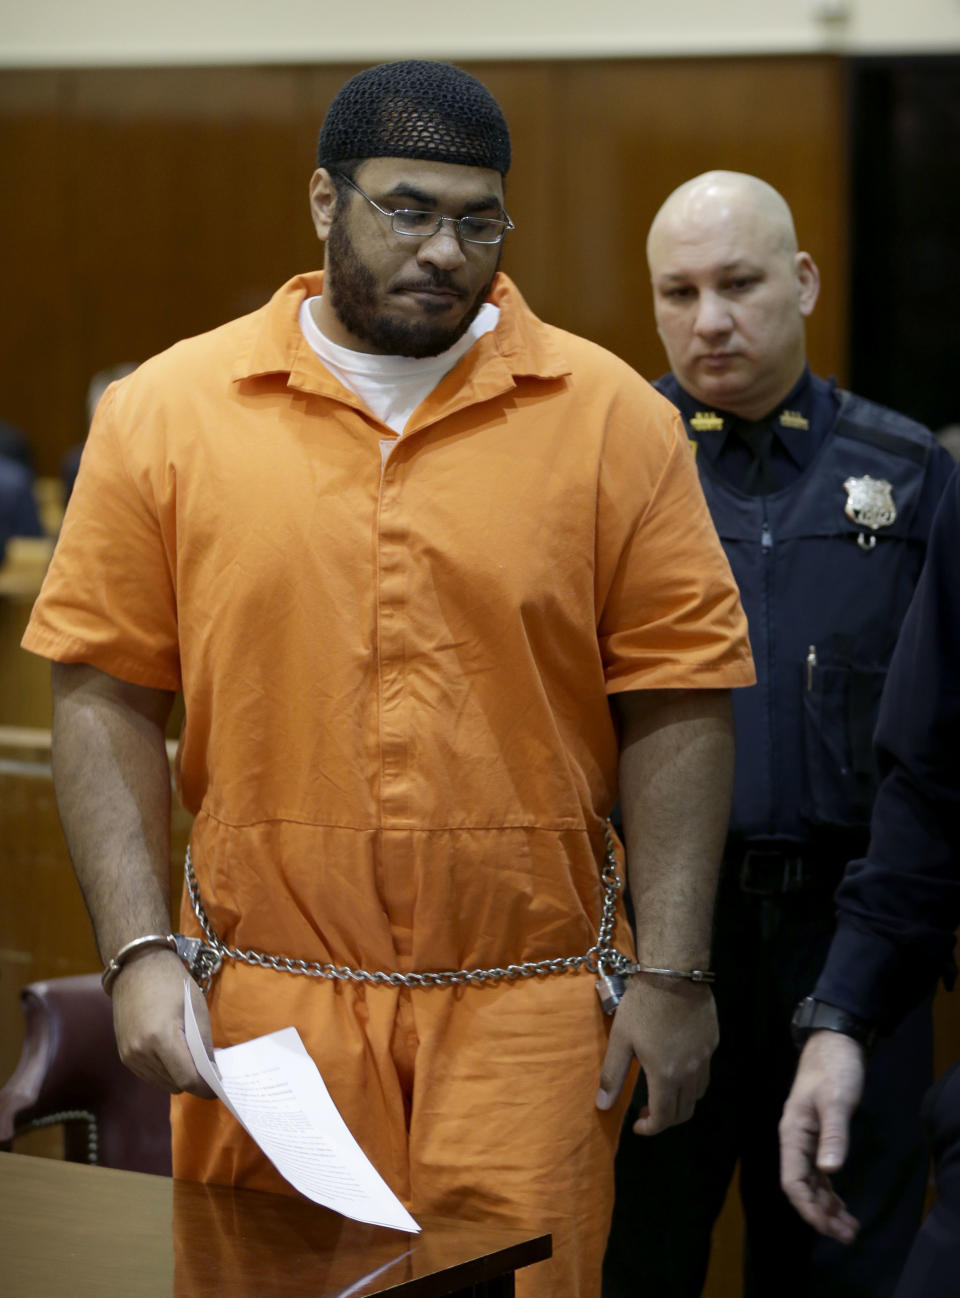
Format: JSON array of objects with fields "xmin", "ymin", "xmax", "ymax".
[
  {"xmin": 309, "ymin": 168, "xmax": 339, "ymax": 241},
  {"xmin": 795, "ymin": 252, "xmax": 820, "ymax": 318}
]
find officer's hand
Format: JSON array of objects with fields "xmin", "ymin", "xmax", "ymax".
[
  {"xmin": 111, "ymin": 949, "xmax": 216, "ymax": 1098},
  {"xmin": 779, "ymin": 1030, "xmax": 865, "ymax": 1242},
  {"xmin": 595, "ymin": 975, "xmax": 717, "ymax": 1133}
]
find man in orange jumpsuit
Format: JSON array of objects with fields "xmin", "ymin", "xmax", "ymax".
[{"xmin": 24, "ymin": 61, "xmax": 753, "ymax": 1298}]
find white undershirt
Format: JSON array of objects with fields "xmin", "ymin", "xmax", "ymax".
[{"xmin": 299, "ymin": 296, "xmax": 500, "ymax": 437}]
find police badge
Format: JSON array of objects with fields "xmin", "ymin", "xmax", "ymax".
[{"xmin": 843, "ymin": 475, "xmax": 897, "ymax": 530}]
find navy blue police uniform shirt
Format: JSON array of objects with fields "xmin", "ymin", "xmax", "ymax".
[{"xmin": 654, "ymin": 366, "xmax": 956, "ymax": 848}]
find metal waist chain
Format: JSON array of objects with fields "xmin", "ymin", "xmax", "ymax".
[{"xmin": 183, "ymin": 822, "xmax": 634, "ymax": 992}]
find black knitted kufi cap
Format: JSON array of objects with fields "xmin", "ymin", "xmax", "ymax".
[{"xmin": 316, "ymin": 60, "xmax": 511, "ymax": 176}]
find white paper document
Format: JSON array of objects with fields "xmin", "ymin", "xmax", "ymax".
[{"xmin": 183, "ymin": 982, "xmax": 420, "ymax": 1233}]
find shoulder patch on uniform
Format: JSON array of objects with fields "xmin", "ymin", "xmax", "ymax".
[{"xmin": 834, "ymin": 391, "xmax": 933, "ymax": 466}]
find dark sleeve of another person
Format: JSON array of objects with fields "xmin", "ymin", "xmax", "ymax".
[{"xmin": 814, "ymin": 463, "xmax": 960, "ymax": 1034}]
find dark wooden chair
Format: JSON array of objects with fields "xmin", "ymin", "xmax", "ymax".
[{"xmin": 0, "ymin": 973, "xmax": 171, "ymax": 1174}]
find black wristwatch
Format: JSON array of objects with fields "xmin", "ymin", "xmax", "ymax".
[{"xmin": 790, "ymin": 996, "xmax": 878, "ymax": 1053}]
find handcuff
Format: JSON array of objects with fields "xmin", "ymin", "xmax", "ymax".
[{"xmin": 101, "ymin": 933, "xmax": 221, "ymax": 994}]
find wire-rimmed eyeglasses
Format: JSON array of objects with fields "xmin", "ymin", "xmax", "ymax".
[{"xmin": 334, "ymin": 172, "xmax": 514, "ymax": 246}]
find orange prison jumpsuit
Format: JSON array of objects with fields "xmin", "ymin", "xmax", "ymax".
[{"xmin": 24, "ymin": 272, "xmax": 754, "ymax": 1298}]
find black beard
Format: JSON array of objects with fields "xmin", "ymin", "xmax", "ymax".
[{"xmin": 325, "ymin": 215, "xmax": 499, "ymax": 358}]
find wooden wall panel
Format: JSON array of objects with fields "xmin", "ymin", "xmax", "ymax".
[
  {"xmin": 0, "ymin": 72, "xmax": 75, "ymax": 472},
  {"xmin": 554, "ymin": 57, "xmax": 848, "ymax": 381},
  {"xmin": 65, "ymin": 67, "xmax": 323, "ymax": 457},
  {"xmin": 0, "ymin": 56, "xmax": 848, "ymax": 473}
]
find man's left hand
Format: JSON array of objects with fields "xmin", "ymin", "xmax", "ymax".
[{"xmin": 595, "ymin": 974, "xmax": 717, "ymax": 1133}]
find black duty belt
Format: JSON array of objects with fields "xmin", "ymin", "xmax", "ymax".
[{"xmin": 728, "ymin": 846, "xmax": 848, "ymax": 898}]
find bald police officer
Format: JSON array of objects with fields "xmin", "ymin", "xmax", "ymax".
[{"xmin": 604, "ymin": 171, "xmax": 956, "ymax": 1298}]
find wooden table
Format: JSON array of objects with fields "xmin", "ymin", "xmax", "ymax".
[{"xmin": 1, "ymin": 1153, "xmax": 551, "ymax": 1297}]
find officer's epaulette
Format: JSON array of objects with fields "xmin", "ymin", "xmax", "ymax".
[{"xmin": 833, "ymin": 390, "xmax": 934, "ymax": 466}]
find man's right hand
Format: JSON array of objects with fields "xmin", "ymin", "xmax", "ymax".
[
  {"xmin": 596, "ymin": 974, "xmax": 717, "ymax": 1133},
  {"xmin": 779, "ymin": 1030, "xmax": 866, "ymax": 1243},
  {"xmin": 110, "ymin": 949, "xmax": 217, "ymax": 1098}
]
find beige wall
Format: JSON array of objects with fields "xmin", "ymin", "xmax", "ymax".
[{"xmin": 3, "ymin": 0, "xmax": 960, "ymax": 66}]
